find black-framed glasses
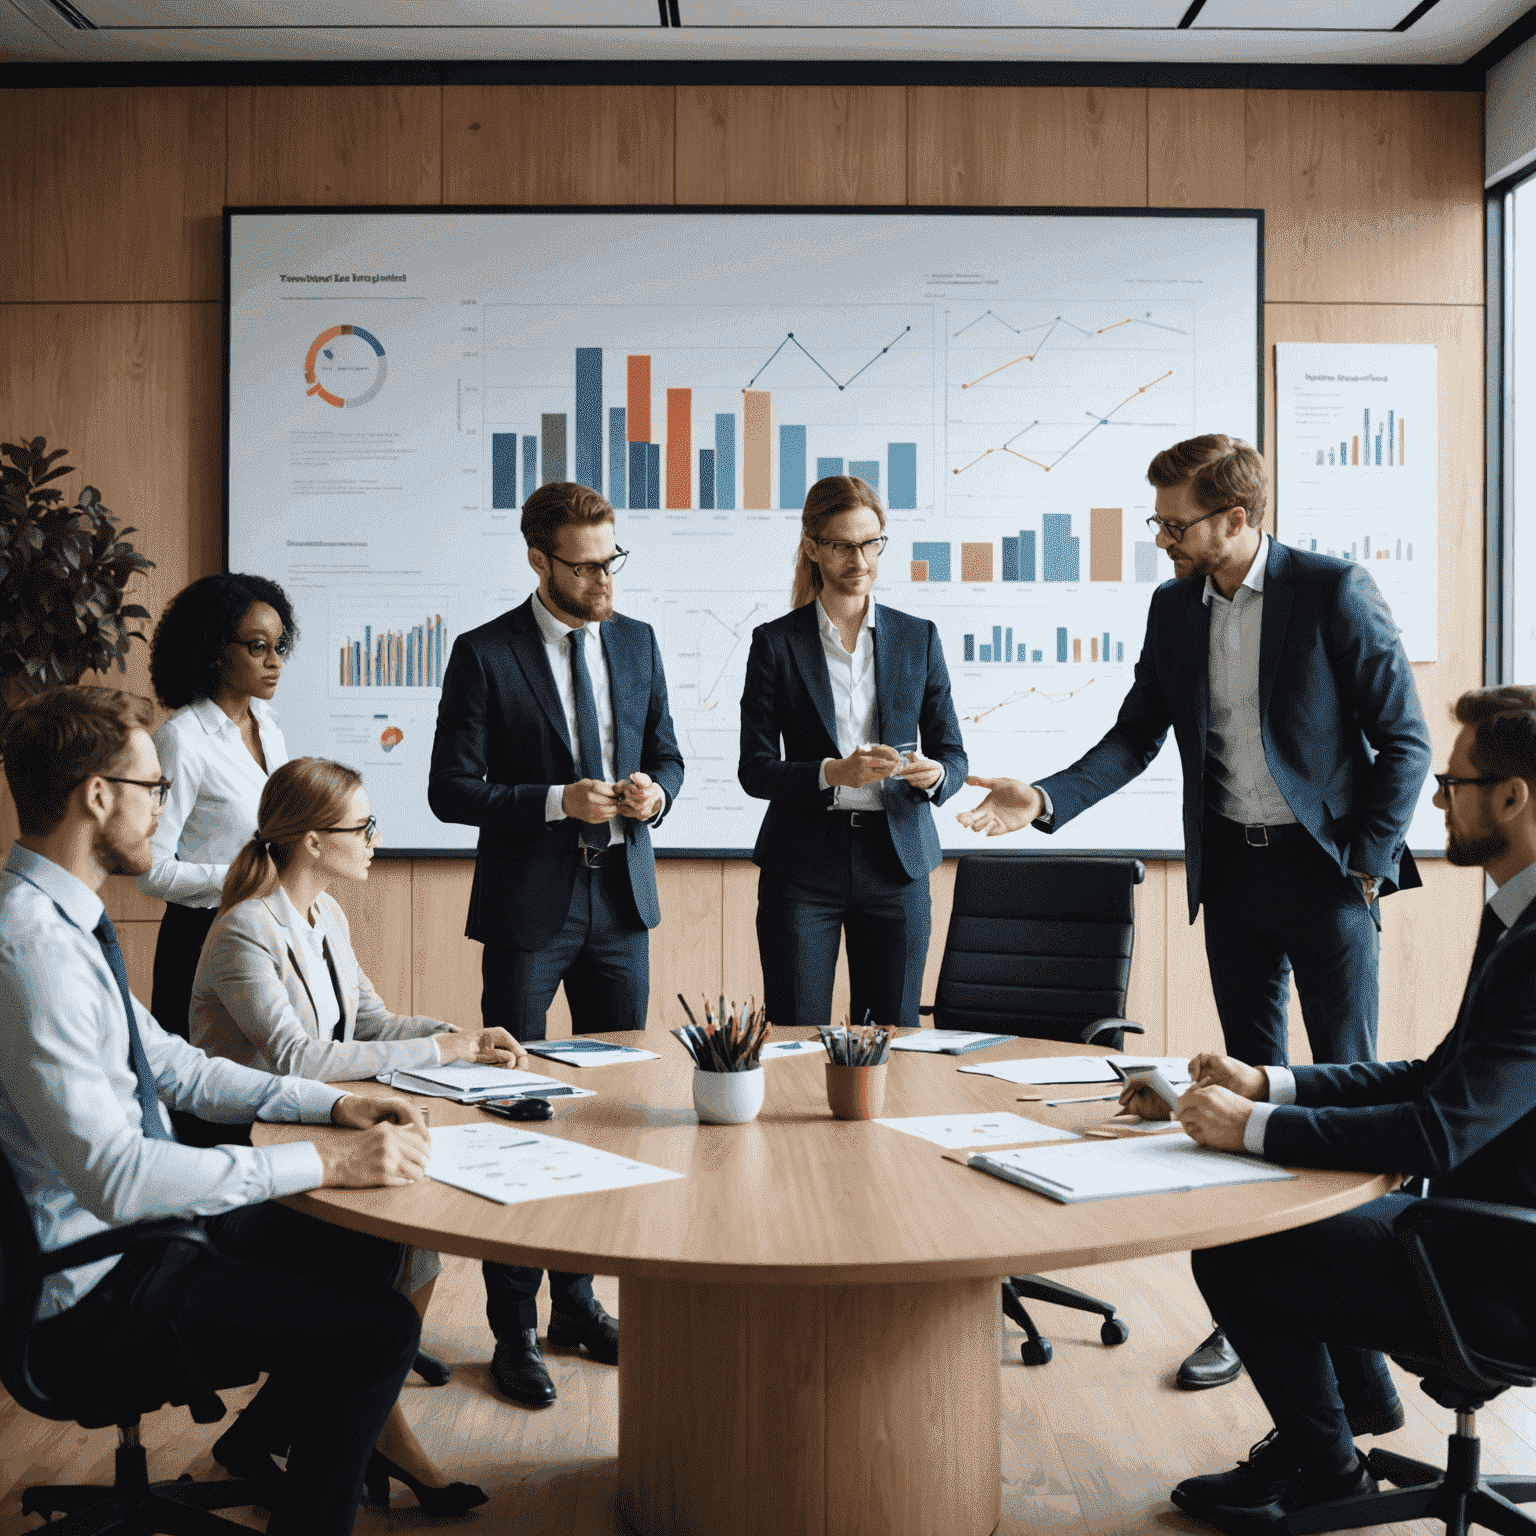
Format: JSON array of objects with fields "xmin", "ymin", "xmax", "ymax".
[
  {"xmin": 96, "ymin": 775, "xmax": 173, "ymax": 807},
  {"xmin": 1144, "ymin": 507, "xmax": 1232, "ymax": 543},
  {"xmin": 319, "ymin": 815, "xmax": 378, "ymax": 841},
  {"xmin": 228, "ymin": 637, "xmax": 292, "ymax": 659},
  {"xmin": 1433, "ymin": 773, "xmax": 1506, "ymax": 792},
  {"xmin": 816, "ymin": 535, "xmax": 889, "ymax": 559},
  {"xmin": 549, "ymin": 547, "xmax": 628, "ymax": 580}
]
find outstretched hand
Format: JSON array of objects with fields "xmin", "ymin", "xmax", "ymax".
[{"xmin": 954, "ymin": 776, "xmax": 1044, "ymax": 836}]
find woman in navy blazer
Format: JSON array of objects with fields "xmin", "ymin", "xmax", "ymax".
[{"xmin": 739, "ymin": 476, "xmax": 967, "ymax": 1032}]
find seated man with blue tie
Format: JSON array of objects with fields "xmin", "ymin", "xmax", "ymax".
[
  {"xmin": 0, "ymin": 686, "xmax": 433, "ymax": 1536},
  {"xmin": 1120, "ymin": 684, "xmax": 1536, "ymax": 1535}
]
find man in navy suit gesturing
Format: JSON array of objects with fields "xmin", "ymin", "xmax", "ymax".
[
  {"xmin": 429, "ymin": 481, "xmax": 684, "ymax": 1408},
  {"xmin": 958, "ymin": 435, "xmax": 1431, "ymax": 1397}
]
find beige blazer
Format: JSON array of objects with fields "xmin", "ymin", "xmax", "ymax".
[{"xmin": 190, "ymin": 890, "xmax": 445, "ymax": 1082}]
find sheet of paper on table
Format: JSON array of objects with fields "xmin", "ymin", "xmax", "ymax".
[
  {"xmin": 889, "ymin": 1031, "xmax": 1012, "ymax": 1055},
  {"xmin": 1105, "ymin": 1054, "xmax": 1194, "ymax": 1083},
  {"xmin": 969, "ymin": 1134, "xmax": 1295, "ymax": 1204},
  {"xmin": 378, "ymin": 1063, "xmax": 584, "ymax": 1102},
  {"xmin": 874, "ymin": 1111, "xmax": 1080, "ymax": 1149},
  {"xmin": 760, "ymin": 1039, "xmax": 827, "ymax": 1060},
  {"xmin": 426, "ymin": 1123, "xmax": 683, "ymax": 1205},
  {"xmin": 524, "ymin": 1041, "xmax": 661, "ymax": 1068},
  {"xmin": 959, "ymin": 1056, "xmax": 1121, "ymax": 1086}
]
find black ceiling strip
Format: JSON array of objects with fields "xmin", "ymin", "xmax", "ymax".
[
  {"xmin": 1465, "ymin": 1, "xmax": 1536, "ymax": 71},
  {"xmin": 669, "ymin": 0, "xmax": 682, "ymax": 25},
  {"xmin": 657, "ymin": 0, "xmax": 670, "ymax": 24},
  {"xmin": 39, "ymin": 0, "xmax": 96, "ymax": 28},
  {"xmin": 1178, "ymin": 0, "xmax": 1208, "ymax": 27},
  {"xmin": 1393, "ymin": 0, "xmax": 1442, "ymax": 31}
]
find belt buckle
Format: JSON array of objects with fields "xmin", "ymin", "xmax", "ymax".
[
  {"xmin": 848, "ymin": 811, "xmax": 863, "ymax": 828},
  {"xmin": 1244, "ymin": 824, "xmax": 1269, "ymax": 848},
  {"xmin": 581, "ymin": 844, "xmax": 608, "ymax": 868}
]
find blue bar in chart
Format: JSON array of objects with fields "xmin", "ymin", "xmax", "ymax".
[
  {"xmin": 646, "ymin": 443, "xmax": 661, "ymax": 509},
  {"xmin": 1001, "ymin": 531, "xmax": 1037, "ymax": 582},
  {"xmin": 1001, "ymin": 537, "xmax": 1018, "ymax": 582},
  {"xmin": 541, "ymin": 414, "xmax": 567, "ymax": 484},
  {"xmin": 1117, "ymin": 643, "xmax": 1124, "ymax": 661},
  {"xmin": 849, "ymin": 459, "xmax": 879, "ymax": 491},
  {"xmin": 992, "ymin": 626, "xmax": 1002, "ymax": 661},
  {"xmin": 1005, "ymin": 628, "xmax": 1013, "ymax": 662},
  {"xmin": 522, "ymin": 436, "xmax": 537, "ymax": 499},
  {"xmin": 1032, "ymin": 650, "xmax": 1043, "ymax": 663},
  {"xmin": 629, "ymin": 441, "xmax": 648, "ymax": 509},
  {"xmin": 817, "ymin": 457, "xmax": 843, "ymax": 481},
  {"xmin": 781, "ymin": 426, "xmax": 808, "ymax": 510},
  {"xmin": 888, "ymin": 443, "xmax": 917, "ymax": 509},
  {"xmin": 699, "ymin": 449, "xmax": 715, "ymax": 510},
  {"xmin": 574, "ymin": 348, "xmax": 603, "ymax": 493},
  {"xmin": 912, "ymin": 541, "xmax": 950, "ymax": 581},
  {"xmin": 715, "ymin": 414, "xmax": 736, "ymax": 510},
  {"xmin": 1043, "ymin": 514, "xmax": 1080, "ymax": 582},
  {"xmin": 979, "ymin": 644, "xmax": 992, "ymax": 662},
  {"xmin": 964, "ymin": 634, "xmax": 975, "ymax": 662},
  {"xmin": 609, "ymin": 408, "xmax": 627, "ymax": 509},
  {"xmin": 1056, "ymin": 627, "xmax": 1068, "ymax": 663},
  {"xmin": 492, "ymin": 433, "xmax": 517, "ymax": 510}
]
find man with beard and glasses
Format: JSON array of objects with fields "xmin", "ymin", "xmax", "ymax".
[
  {"xmin": 1115, "ymin": 684, "xmax": 1536, "ymax": 1536},
  {"xmin": 0, "ymin": 686, "xmax": 432, "ymax": 1536},
  {"xmin": 428, "ymin": 480, "xmax": 683, "ymax": 1408}
]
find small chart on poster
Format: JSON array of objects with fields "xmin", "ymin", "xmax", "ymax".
[{"xmin": 1275, "ymin": 343, "xmax": 1438, "ymax": 662}]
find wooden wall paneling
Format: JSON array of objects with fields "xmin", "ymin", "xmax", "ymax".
[
  {"xmin": 115, "ymin": 919, "xmax": 160, "ymax": 1004},
  {"xmin": 1163, "ymin": 892, "xmax": 1224, "ymax": 1063},
  {"xmin": 0, "ymin": 91, "xmax": 38, "ymax": 301},
  {"xmin": 1245, "ymin": 92, "xmax": 1483, "ymax": 305},
  {"xmin": 331, "ymin": 859, "xmax": 414, "ymax": 1016},
  {"xmin": 1124, "ymin": 860, "xmax": 1168, "ymax": 1055},
  {"xmin": 442, "ymin": 86, "xmax": 674, "ymax": 206},
  {"xmin": 918, "ymin": 858, "xmax": 959, "ymax": 1012},
  {"xmin": 227, "ymin": 86, "xmax": 443, "ymax": 206},
  {"xmin": 24, "ymin": 89, "xmax": 226, "ymax": 303},
  {"xmin": 1147, "ymin": 89, "xmax": 1246, "ymax": 210},
  {"xmin": 722, "ymin": 858, "xmax": 765, "ymax": 1002},
  {"xmin": 907, "ymin": 87, "xmax": 1148, "ymax": 208},
  {"xmin": 411, "ymin": 859, "xmax": 483, "ymax": 1026},
  {"xmin": 674, "ymin": 87, "xmax": 906, "ymax": 205},
  {"xmin": 102, "ymin": 876, "xmax": 165, "ymax": 925},
  {"xmin": 649, "ymin": 860, "xmax": 724, "ymax": 1032}
]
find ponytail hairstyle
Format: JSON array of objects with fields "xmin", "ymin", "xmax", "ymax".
[
  {"xmin": 219, "ymin": 757, "xmax": 364, "ymax": 915},
  {"xmin": 789, "ymin": 475, "xmax": 887, "ymax": 609}
]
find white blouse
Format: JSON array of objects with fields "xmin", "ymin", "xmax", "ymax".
[
  {"xmin": 278, "ymin": 888, "xmax": 342, "ymax": 1040},
  {"xmin": 137, "ymin": 696, "xmax": 289, "ymax": 909}
]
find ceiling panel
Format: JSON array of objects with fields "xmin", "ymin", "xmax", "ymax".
[
  {"xmin": 75, "ymin": 1, "xmax": 661, "ymax": 24},
  {"xmin": 1194, "ymin": 0, "xmax": 1426, "ymax": 26},
  {"xmin": 681, "ymin": 1, "xmax": 1190, "ymax": 23}
]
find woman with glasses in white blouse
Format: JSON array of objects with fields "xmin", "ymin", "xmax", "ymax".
[
  {"xmin": 191, "ymin": 756, "xmax": 524, "ymax": 1516},
  {"xmin": 137, "ymin": 574, "xmax": 296, "ymax": 1048}
]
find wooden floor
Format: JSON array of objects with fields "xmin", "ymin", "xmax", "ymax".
[{"xmin": 2, "ymin": 1249, "xmax": 1532, "ymax": 1536}]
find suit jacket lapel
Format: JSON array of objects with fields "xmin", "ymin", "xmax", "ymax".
[
  {"xmin": 871, "ymin": 604, "xmax": 909, "ymax": 746},
  {"xmin": 263, "ymin": 895, "xmax": 321, "ymax": 1027},
  {"xmin": 1183, "ymin": 586, "xmax": 1212, "ymax": 754},
  {"xmin": 508, "ymin": 597, "xmax": 574, "ymax": 758},
  {"xmin": 786, "ymin": 604, "xmax": 842, "ymax": 753},
  {"xmin": 1258, "ymin": 539, "xmax": 1294, "ymax": 726},
  {"xmin": 602, "ymin": 622, "xmax": 638, "ymax": 773}
]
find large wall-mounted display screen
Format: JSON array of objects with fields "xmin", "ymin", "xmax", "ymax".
[{"xmin": 226, "ymin": 207, "xmax": 1261, "ymax": 855}]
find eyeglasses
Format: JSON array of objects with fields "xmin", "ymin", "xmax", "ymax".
[
  {"xmin": 548, "ymin": 547, "xmax": 628, "ymax": 580},
  {"xmin": 1145, "ymin": 507, "xmax": 1232, "ymax": 543},
  {"xmin": 96, "ymin": 775, "xmax": 173, "ymax": 807},
  {"xmin": 816, "ymin": 535, "xmax": 889, "ymax": 560},
  {"xmin": 319, "ymin": 816, "xmax": 378, "ymax": 841},
  {"xmin": 1433, "ymin": 773, "xmax": 1506, "ymax": 792},
  {"xmin": 229, "ymin": 637, "xmax": 291, "ymax": 660}
]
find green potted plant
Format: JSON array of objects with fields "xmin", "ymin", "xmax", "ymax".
[{"xmin": 0, "ymin": 436, "xmax": 155, "ymax": 724}]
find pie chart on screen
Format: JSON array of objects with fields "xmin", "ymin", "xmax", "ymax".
[{"xmin": 304, "ymin": 325, "xmax": 387, "ymax": 407}]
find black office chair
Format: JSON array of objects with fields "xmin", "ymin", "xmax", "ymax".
[
  {"xmin": 922, "ymin": 853, "xmax": 1146, "ymax": 1366},
  {"xmin": 0, "ymin": 1149, "xmax": 265, "ymax": 1533},
  {"xmin": 1282, "ymin": 1196, "xmax": 1536, "ymax": 1536}
]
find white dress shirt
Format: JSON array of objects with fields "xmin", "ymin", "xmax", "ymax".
[
  {"xmin": 0, "ymin": 844, "xmax": 340, "ymax": 1319},
  {"xmin": 1202, "ymin": 533, "xmax": 1298, "ymax": 828},
  {"xmin": 138, "ymin": 696, "xmax": 289, "ymax": 908},
  {"xmin": 531, "ymin": 592, "xmax": 624, "ymax": 847},
  {"xmin": 279, "ymin": 888, "xmax": 343, "ymax": 1040}
]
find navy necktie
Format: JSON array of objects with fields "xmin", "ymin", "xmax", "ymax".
[
  {"xmin": 94, "ymin": 911, "xmax": 175, "ymax": 1142},
  {"xmin": 568, "ymin": 628, "xmax": 611, "ymax": 852},
  {"xmin": 1472, "ymin": 903, "xmax": 1506, "ymax": 976}
]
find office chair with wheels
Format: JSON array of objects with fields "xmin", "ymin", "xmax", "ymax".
[
  {"xmin": 1286, "ymin": 1196, "xmax": 1536, "ymax": 1536},
  {"xmin": 922, "ymin": 853, "xmax": 1147, "ymax": 1366},
  {"xmin": 0, "ymin": 1149, "xmax": 265, "ymax": 1533}
]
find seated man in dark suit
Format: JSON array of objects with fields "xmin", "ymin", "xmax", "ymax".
[
  {"xmin": 0, "ymin": 686, "xmax": 433, "ymax": 1536},
  {"xmin": 1120, "ymin": 683, "xmax": 1536, "ymax": 1534}
]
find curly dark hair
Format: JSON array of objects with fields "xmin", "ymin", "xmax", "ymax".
[{"xmin": 149, "ymin": 573, "xmax": 299, "ymax": 709}]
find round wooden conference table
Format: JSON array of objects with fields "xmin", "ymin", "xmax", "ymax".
[{"xmin": 254, "ymin": 1031, "xmax": 1393, "ymax": 1536}]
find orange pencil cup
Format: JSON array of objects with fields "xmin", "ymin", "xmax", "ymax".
[{"xmin": 825, "ymin": 1062, "xmax": 888, "ymax": 1120}]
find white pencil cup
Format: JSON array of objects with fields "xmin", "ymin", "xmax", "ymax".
[{"xmin": 692, "ymin": 1066, "xmax": 765, "ymax": 1125}]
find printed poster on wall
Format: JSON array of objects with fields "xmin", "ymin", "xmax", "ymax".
[{"xmin": 1275, "ymin": 342, "xmax": 1438, "ymax": 663}]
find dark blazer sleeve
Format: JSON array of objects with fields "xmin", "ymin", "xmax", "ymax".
[
  {"xmin": 1325, "ymin": 564, "xmax": 1432, "ymax": 879},
  {"xmin": 738, "ymin": 627, "xmax": 828, "ymax": 806},
  {"xmin": 1035, "ymin": 612, "xmax": 1175, "ymax": 830},
  {"xmin": 638, "ymin": 623, "xmax": 685, "ymax": 824},
  {"xmin": 907, "ymin": 620, "xmax": 967, "ymax": 809},
  {"xmin": 427, "ymin": 634, "xmax": 552, "ymax": 838}
]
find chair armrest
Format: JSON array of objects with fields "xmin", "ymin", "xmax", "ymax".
[
  {"xmin": 31, "ymin": 1218, "xmax": 216, "ymax": 1281},
  {"xmin": 1393, "ymin": 1197, "xmax": 1536, "ymax": 1395},
  {"xmin": 1079, "ymin": 1018, "xmax": 1144, "ymax": 1045}
]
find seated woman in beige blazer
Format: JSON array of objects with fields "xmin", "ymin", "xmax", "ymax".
[{"xmin": 191, "ymin": 756, "xmax": 523, "ymax": 1517}]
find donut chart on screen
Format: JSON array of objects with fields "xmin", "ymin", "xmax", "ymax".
[{"xmin": 304, "ymin": 324, "xmax": 387, "ymax": 407}]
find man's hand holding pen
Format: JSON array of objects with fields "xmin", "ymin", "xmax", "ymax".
[
  {"xmin": 616, "ymin": 770, "xmax": 664, "ymax": 820},
  {"xmin": 824, "ymin": 743, "xmax": 902, "ymax": 788},
  {"xmin": 1113, "ymin": 1051, "xmax": 1266, "ymax": 1152},
  {"xmin": 894, "ymin": 747, "xmax": 943, "ymax": 792},
  {"xmin": 563, "ymin": 778, "xmax": 622, "ymax": 824}
]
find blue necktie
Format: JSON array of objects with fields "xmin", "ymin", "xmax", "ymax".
[
  {"xmin": 568, "ymin": 628, "xmax": 610, "ymax": 852},
  {"xmin": 94, "ymin": 911, "xmax": 175, "ymax": 1142},
  {"xmin": 1471, "ymin": 904, "xmax": 1506, "ymax": 976}
]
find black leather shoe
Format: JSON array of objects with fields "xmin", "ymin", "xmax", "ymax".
[
  {"xmin": 548, "ymin": 1301, "xmax": 619, "ymax": 1365},
  {"xmin": 412, "ymin": 1349, "xmax": 452, "ymax": 1386},
  {"xmin": 1177, "ymin": 1326, "xmax": 1244, "ymax": 1389},
  {"xmin": 1347, "ymin": 1397, "xmax": 1405, "ymax": 1436},
  {"xmin": 211, "ymin": 1413, "xmax": 287, "ymax": 1496},
  {"xmin": 1200, "ymin": 1456, "xmax": 1378, "ymax": 1534},
  {"xmin": 491, "ymin": 1329, "xmax": 557, "ymax": 1407},
  {"xmin": 1172, "ymin": 1431, "xmax": 1300, "ymax": 1514}
]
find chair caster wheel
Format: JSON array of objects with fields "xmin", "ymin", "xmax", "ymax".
[
  {"xmin": 1100, "ymin": 1318, "xmax": 1130, "ymax": 1346},
  {"xmin": 1021, "ymin": 1338, "xmax": 1053, "ymax": 1366}
]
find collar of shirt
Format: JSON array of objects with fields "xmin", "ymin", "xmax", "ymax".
[
  {"xmin": 531, "ymin": 590, "xmax": 599, "ymax": 647},
  {"xmin": 2, "ymin": 844, "xmax": 104, "ymax": 934},
  {"xmin": 277, "ymin": 884, "xmax": 324, "ymax": 940},
  {"xmin": 1202, "ymin": 532, "xmax": 1270, "ymax": 608},
  {"xmin": 814, "ymin": 594, "xmax": 875, "ymax": 651},
  {"xmin": 190, "ymin": 694, "xmax": 278, "ymax": 739},
  {"xmin": 1488, "ymin": 856, "xmax": 1536, "ymax": 932}
]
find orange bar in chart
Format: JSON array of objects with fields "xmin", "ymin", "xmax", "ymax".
[
  {"xmin": 627, "ymin": 356, "xmax": 651, "ymax": 442},
  {"xmin": 1089, "ymin": 508, "xmax": 1122, "ymax": 582},
  {"xmin": 1073, "ymin": 638, "xmax": 1082, "ymax": 662},
  {"xmin": 743, "ymin": 389, "xmax": 772, "ymax": 509},
  {"xmin": 1352, "ymin": 435, "xmax": 1359, "ymax": 466},
  {"xmin": 666, "ymin": 388, "xmax": 692, "ymax": 509},
  {"xmin": 911, "ymin": 560, "xmax": 929, "ymax": 582},
  {"xmin": 960, "ymin": 542, "xmax": 993, "ymax": 582}
]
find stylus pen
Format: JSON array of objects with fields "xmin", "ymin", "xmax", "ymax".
[{"xmin": 1032, "ymin": 1092, "xmax": 1124, "ymax": 1107}]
